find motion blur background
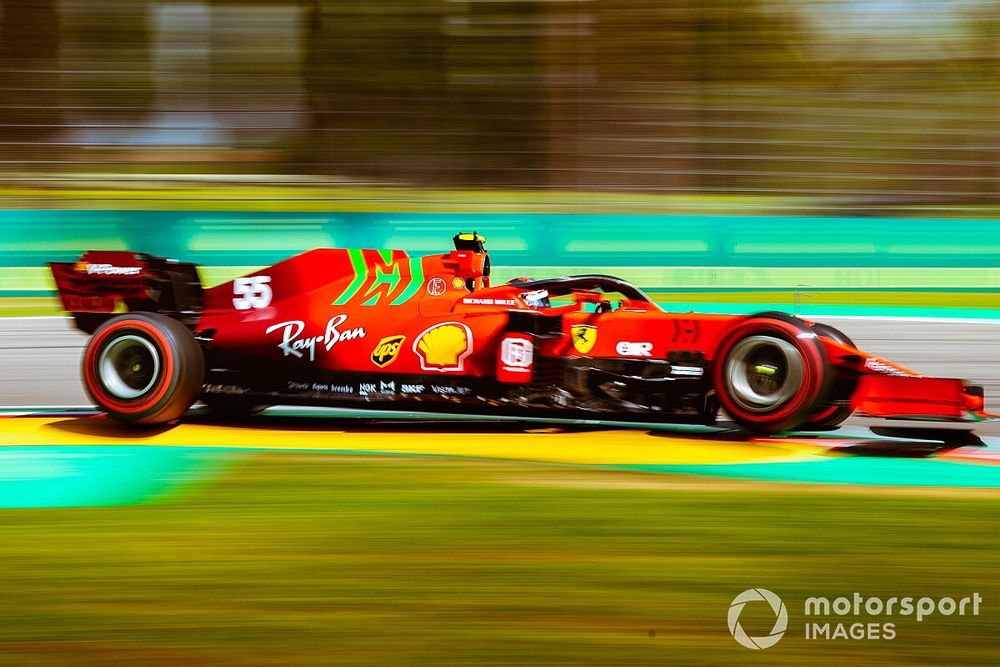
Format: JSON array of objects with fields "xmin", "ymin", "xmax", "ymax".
[
  {"xmin": 2, "ymin": 0, "xmax": 999, "ymax": 317},
  {"xmin": 2, "ymin": 4, "xmax": 999, "ymax": 665},
  {"xmin": 0, "ymin": 0, "xmax": 997, "ymax": 205}
]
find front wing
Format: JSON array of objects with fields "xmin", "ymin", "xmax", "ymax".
[{"xmin": 851, "ymin": 375, "xmax": 989, "ymax": 422}]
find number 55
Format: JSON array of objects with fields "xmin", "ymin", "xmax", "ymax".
[{"xmin": 232, "ymin": 275, "xmax": 273, "ymax": 310}]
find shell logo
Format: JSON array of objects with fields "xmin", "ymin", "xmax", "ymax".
[{"xmin": 414, "ymin": 322, "xmax": 473, "ymax": 372}]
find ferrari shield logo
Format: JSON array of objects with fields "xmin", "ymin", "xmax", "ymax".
[{"xmin": 571, "ymin": 325, "xmax": 597, "ymax": 354}]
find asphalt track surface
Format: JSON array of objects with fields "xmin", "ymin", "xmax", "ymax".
[
  {"xmin": 1, "ymin": 315, "xmax": 998, "ymax": 430},
  {"xmin": 3, "ymin": 315, "xmax": 1000, "ymax": 502}
]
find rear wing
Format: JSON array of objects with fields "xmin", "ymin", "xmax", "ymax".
[{"xmin": 49, "ymin": 250, "xmax": 202, "ymax": 333}]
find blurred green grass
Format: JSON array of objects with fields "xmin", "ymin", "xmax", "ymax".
[
  {"xmin": 0, "ymin": 185, "xmax": 801, "ymax": 213},
  {"xmin": 0, "ymin": 297, "xmax": 63, "ymax": 317},
  {"xmin": 1, "ymin": 183, "xmax": 1000, "ymax": 218},
  {"xmin": 0, "ymin": 454, "xmax": 996, "ymax": 666}
]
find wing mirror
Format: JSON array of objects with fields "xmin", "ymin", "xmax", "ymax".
[{"xmin": 572, "ymin": 289, "xmax": 602, "ymax": 305}]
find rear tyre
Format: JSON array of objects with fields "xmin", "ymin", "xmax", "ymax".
[
  {"xmin": 713, "ymin": 314, "xmax": 831, "ymax": 434},
  {"xmin": 82, "ymin": 313, "xmax": 204, "ymax": 425},
  {"xmin": 798, "ymin": 323, "xmax": 857, "ymax": 431}
]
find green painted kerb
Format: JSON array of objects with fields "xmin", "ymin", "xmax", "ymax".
[
  {"xmin": 621, "ymin": 458, "xmax": 1000, "ymax": 487},
  {"xmin": 0, "ymin": 446, "xmax": 230, "ymax": 508}
]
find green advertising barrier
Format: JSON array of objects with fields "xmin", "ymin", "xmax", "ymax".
[{"xmin": 1, "ymin": 211, "xmax": 998, "ymax": 317}]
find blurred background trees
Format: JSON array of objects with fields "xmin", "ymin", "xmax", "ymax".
[
  {"xmin": 0, "ymin": 0, "xmax": 996, "ymax": 202},
  {"xmin": 0, "ymin": 0, "xmax": 62, "ymax": 142}
]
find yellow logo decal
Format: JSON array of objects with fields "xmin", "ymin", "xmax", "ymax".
[
  {"xmin": 371, "ymin": 335, "xmax": 406, "ymax": 368},
  {"xmin": 414, "ymin": 322, "xmax": 473, "ymax": 372},
  {"xmin": 571, "ymin": 324, "xmax": 597, "ymax": 354}
]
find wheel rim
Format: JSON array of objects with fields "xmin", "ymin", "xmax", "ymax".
[
  {"xmin": 98, "ymin": 334, "xmax": 161, "ymax": 400},
  {"xmin": 723, "ymin": 335, "xmax": 804, "ymax": 413}
]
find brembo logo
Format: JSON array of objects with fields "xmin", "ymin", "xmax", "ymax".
[{"xmin": 728, "ymin": 588, "xmax": 788, "ymax": 650}]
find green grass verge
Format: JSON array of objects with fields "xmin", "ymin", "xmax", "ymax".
[{"xmin": 0, "ymin": 454, "xmax": 996, "ymax": 665}]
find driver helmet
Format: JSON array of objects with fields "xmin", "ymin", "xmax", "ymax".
[{"xmin": 521, "ymin": 289, "xmax": 550, "ymax": 308}]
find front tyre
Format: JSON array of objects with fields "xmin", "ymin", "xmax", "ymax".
[
  {"xmin": 82, "ymin": 313, "xmax": 204, "ymax": 425},
  {"xmin": 798, "ymin": 323, "xmax": 857, "ymax": 431},
  {"xmin": 713, "ymin": 314, "xmax": 831, "ymax": 434}
]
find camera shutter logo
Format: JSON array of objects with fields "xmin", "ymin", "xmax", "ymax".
[{"xmin": 728, "ymin": 588, "xmax": 787, "ymax": 650}]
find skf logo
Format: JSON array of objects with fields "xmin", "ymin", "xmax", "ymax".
[
  {"xmin": 571, "ymin": 324, "xmax": 597, "ymax": 354},
  {"xmin": 414, "ymin": 322, "xmax": 472, "ymax": 372},
  {"xmin": 371, "ymin": 335, "xmax": 406, "ymax": 368}
]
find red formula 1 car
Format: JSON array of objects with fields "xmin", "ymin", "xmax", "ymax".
[{"xmin": 50, "ymin": 233, "xmax": 989, "ymax": 433}]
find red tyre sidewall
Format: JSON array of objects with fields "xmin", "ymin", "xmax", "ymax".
[
  {"xmin": 802, "ymin": 323, "xmax": 857, "ymax": 428},
  {"xmin": 83, "ymin": 318, "xmax": 176, "ymax": 416},
  {"xmin": 713, "ymin": 317, "xmax": 827, "ymax": 429}
]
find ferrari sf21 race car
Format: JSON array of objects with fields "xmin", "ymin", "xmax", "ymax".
[{"xmin": 50, "ymin": 233, "xmax": 989, "ymax": 434}]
